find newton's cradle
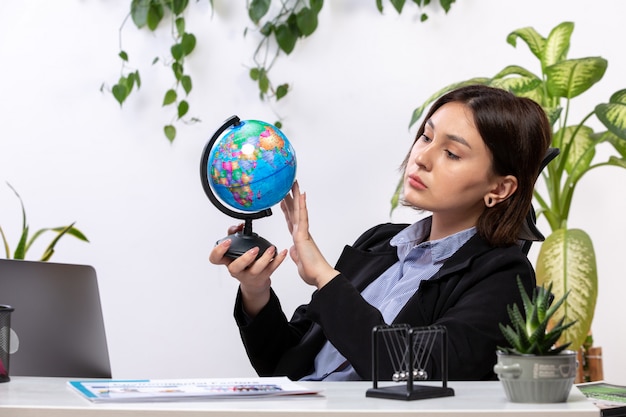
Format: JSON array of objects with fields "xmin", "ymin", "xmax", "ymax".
[{"xmin": 366, "ymin": 325, "xmax": 455, "ymax": 401}]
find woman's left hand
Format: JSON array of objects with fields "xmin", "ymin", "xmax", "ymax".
[{"xmin": 280, "ymin": 181, "xmax": 339, "ymax": 289}]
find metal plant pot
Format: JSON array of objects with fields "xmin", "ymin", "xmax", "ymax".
[{"xmin": 493, "ymin": 350, "xmax": 577, "ymax": 403}]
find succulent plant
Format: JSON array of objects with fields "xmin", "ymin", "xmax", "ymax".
[{"xmin": 498, "ymin": 276, "xmax": 576, "ymax": 356}]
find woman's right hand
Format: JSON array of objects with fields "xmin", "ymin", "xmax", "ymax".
[{"xmin": 209, "ymin": 224, "xmax": 288, "ymax": 317}]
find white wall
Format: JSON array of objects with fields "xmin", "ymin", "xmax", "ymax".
[{"xmin": 1, "ymin": 0, "xmax": 624, "ymax": 382}]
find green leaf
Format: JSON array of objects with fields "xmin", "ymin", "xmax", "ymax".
[
  {"xmin": 275, "ymin": 23, "xmax": 297, "ymax": 54},
  {"xmin": 26, "ymin": 224, "xmax": 89, "ymax": 257},
  {"xmin": 390, "ymin": 0, "xmax": 406, "ymax": 13},
  {"xmin": 13, "ymin": 225, "xmax": 28, "ymax": 260},
  {"xmin": 112, "ymin": 83, "xmax": 128, "ymax": 106},
  {"xmin": 181, "ymin": 32, "xmax": 196, "ymax": 56},
  {"xmin": 440, "ymin": 0, "xmax": 455, "ymax": 13},
  {"xmin": 490, "ymin": 75, "xmax": 541, "ymax": 95},
  {"xmin": 506, "ymin": 26, "xmax": 546, "ymax": 64},
  {"xmin": 389, "ymin": 176, "xmax": 403, "ymax": 214},
  {"xmin": 376, "ymin": 0, "xmax": 383, "ymax": 12},
  {"xmin": 544, "ymin": 107, "xmax": 562, "ymax": 127},
  {"xmin": 171, "ymin": 43, "xmax": 184, "ymax": 61},
  {"xmin": 9, "ymin": 183, "xmax": 29, "ymax": 259},
  {"xmin": 286, "ymin": 13, "xmax": 302, "ymax": 39},
  {"xmin": 177, "ymin": 100, "xmax": 189, "ymax": 118},
  {"xmin": 259, "ymin": 22, "xmax": 273, "ymax": 36},
  {"xmin": 258, "ymin": 71, "xmax": 269, "ymax": 94},
  {"xmin": 276, "ymin": 83, "xmax": 289, "ymax": 100},
  {"xmin": 170, "ymin": 0, "xmax": 189, "ymax": 15},
  {"xmin": 492, "ymin": 64, "xmax": 539, "ymax": 80},
  {"xmin": 119, "ymin": 50, "xmax": 129, "ymax": 62},
  {"xmin": 163, "ymin": 89, "xmax": 177, "ymax": 106},
  {"xmin": 543, "ymin": 21, "xmax": 574, "ymax": 68},
  {"xmin": 60, "ymin": 226, "xmax": 89, "ymax": 242},
  {"xmin": 164, "ymin": 124, "xmax": 176, "ymax": 142},
  {"xmin": 126, "ymin": 73, "xmax": 137, "ymax": 94},
  {"xmin": 536, "ymin": 229, "xmax": 597, "ymax": 351},
  {"xmin": 310, "ymin": 0, "xmax": 324, "ymax": 13},
  {"xmin": 175, "ymin": 17, "xmax": 185, "ymax": 35},
  {"xmin": 134, "ymin": 70, "xmax": 142, "ymax": 89},
  {"xmin": 248, "ymin": 0, "xmax": 271, "ymax": 24},
  {"xmin": 38, "ymin": 223, "xmax": 78, "ymax": 262},
  {"xmin": 603, "ymin": 131, "xmax": 626, "ymax": 158},
  {"xmin": 181, "ymin": 75, "xmax": 192, "ymax": 95},
  {"xmin": 146, "ymin": 2, "xmax": 165, "ymax": 31},
  {"xmin": 609, "ymin": 88, "xmax": 626, "ymax": 105},
  {"xmin": 6, "ymin": 182, "xmax": 27, "ymax": 231},
  {"xmin": 545, "ymin": 57, "xmax": 607, "ymax": 99},
  {"xmin": 172, "ymin": 62, "xmax": 183, "ymax": 80},
  {"xmin": 608, "ymin": 155, "xmax": 626, "ymax": 168},
  {"xmin": 596, "ymin": 96, "xmax": 626, "ymax": 140},
  {"xmin": 249, "ymin": 68, "xmax": 260, "ymax": 81},
  {"xmin": 130, "ymin": 0, "xmax": 150, "ymax": 28},
  {"xmin": 556, "ymin": 125, "xmax": 595, "ymax": 177},
  {"xmin": 296, "ymin": 8, "xmax": 318, "ymax": 37},
  {"xmin": 0, "ymin": 226, "xmax": 10, "ymax": 258}
]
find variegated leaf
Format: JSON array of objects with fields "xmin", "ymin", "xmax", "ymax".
[
  {"xmin": 543, "ymin": 22, "xmax": 574, "ymax": 68},
  {"xmin": 596, "ymin": 101, "xmax": 626, "ymax": 140},
  {"xmin": 554, "ymin": 125, "xmax": 595, "ymax": 179},
  {"xmin": 536, "ymin": 229, "xmax": 598, "ymax": 351},
  {"xmin": 546, "ymin": 57, "xmax": 607, "ymax": 99},
  {"xmin": 490, "ymin": 76, "xmax": 541, "ymax": 95},
  {"xmin": 506, "ymin": 26, "xmax": 545, "ymax": 63}
]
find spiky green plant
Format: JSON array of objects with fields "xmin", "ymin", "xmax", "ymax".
[
  {"xmin": 0, "ymin": 183, "xmax": 89, "ymax": 261},
  {"xmin": 498, "ymin": 276, "xmax": 576, "ymax": 356}
]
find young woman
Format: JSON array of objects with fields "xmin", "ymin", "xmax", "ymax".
[{"xmin": 209, "ymin": 85, "xmax": 552, "ymax": 381}]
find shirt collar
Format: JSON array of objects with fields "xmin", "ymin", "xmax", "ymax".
[{"xmin": 390, "ymin": 216, "xmax": 476, "ymax": 263}]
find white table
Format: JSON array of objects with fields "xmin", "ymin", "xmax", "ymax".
[{"xmin": 0, "ymin": 377, "xmax": 600, "ymax": 416}]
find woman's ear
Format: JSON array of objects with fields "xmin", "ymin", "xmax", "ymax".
[{"xmin": 484, "ymin": 175, "xmax": 518, "ymax": 207}]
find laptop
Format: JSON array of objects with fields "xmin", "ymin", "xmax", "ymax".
[{"xmin": 0, "ymin": 259, "xmax": 111, "ymax": 378}]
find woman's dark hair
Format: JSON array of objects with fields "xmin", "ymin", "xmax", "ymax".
[{"xmin": 401, "ymin": 85, "xmax": 552, "ymax": 247}]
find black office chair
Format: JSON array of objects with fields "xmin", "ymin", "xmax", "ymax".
[{"xmin": 520, "ymin": 147, "xmax": 560, "ymax": 255}]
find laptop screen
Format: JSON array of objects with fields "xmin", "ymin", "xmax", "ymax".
[{"xmin": 0, "ymin": 259, "xmax": 111, "ymax": 378}]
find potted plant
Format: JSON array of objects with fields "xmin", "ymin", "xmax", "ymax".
[
  {"xmin": 493, "ymin": 276, "xmax": 577, "ymax": 403},
  {"xmin": 393, "ymin": 21, "xmax": 626, "ymax": 369},
  {"xmin": 0, "ymin": 183, "xmax": 88, "ymax": 261}
]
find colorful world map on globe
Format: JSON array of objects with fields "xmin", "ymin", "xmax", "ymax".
[{"xmin": 207, "ymin": 120, "xmax": 297, "ymax": 212}]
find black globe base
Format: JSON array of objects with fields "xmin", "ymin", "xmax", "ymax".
[{"xmin": 217, "ymin": 231, "xmax": 274, "ymax": 260}]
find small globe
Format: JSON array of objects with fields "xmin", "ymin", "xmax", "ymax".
[{"xmin": 206, "ymin": 119, "xmax": 297, "ymax": 213}]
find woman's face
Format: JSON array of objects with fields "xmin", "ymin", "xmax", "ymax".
[{"xmin": 403, "ymin": 101, "xmax": 501, "ymax": 229}]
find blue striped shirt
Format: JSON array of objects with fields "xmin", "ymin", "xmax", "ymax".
[{"xmin": 300, "ymin": 217, "xmax": 476, "ymax": 381}]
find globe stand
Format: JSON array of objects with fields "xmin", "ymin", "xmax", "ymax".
[
  {"xmin": 200, "ymin": 115, "xmax": 276, "ymax": 260},
  {"xmin": 215, "ymin": 218, "xmax": 274, "ymax": 260}
]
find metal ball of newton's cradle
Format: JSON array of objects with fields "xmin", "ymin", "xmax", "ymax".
[
  {"xmin": 200, "ymin": 115, "xmax": 297, "ymax": 260},
  {"xmin": 392, "ymin": 369, "xmax": 428, "ymax": 382}
]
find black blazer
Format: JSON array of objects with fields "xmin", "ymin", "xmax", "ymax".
[{"xmin": 234, "ymin": 222, "xmax": 535, "ymax": 381}]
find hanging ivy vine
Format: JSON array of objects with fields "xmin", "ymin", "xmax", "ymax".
[{"xmin": 104, "ymin": 0, "xmax": 456, "ymax": 142}]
